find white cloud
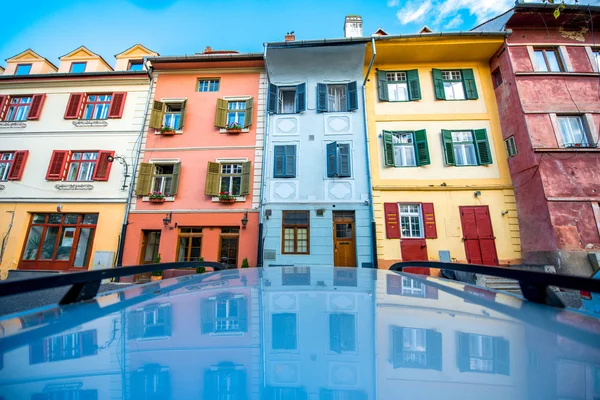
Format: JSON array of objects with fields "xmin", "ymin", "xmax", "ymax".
[
  {"xmin": 445, "ymin": 14, "xmax": 464, "ymax": 29},
  {"xmin": 387, "ymin": 0, "xmax": 399, "ymax": 7},
  {"xmin": 396, "ymin": 0, "xmax": 433, "ymax": 25}
]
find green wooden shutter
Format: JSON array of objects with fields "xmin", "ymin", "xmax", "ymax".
[
  {"xmin": 339, "ymin": 144, "xmax": 351, "ymax": 177},
  {"xmin": 426, "ymin": 330, "xmax": 443, "ymax": 371},
  {"xmin": 317, "ymin": 83, "xmax": 328, "ymax": 113},
  {"xmin": 347, "ymin": 81, "xmax": 358, "ymax": 111},
  {"xmin": 149, "ymin": 101, "xmax": 164, "ymax": 129},
  {"xmin": 268, "ymin": 83, "xmax": 278, "ymax": 113},
  {"xmin": 274, "ymin": 146, "xmax": 286, "ymax": 178},
  {"xmin": 326, "ymin": 141, "xmax": 338, "ymax": 177},
  {"xmin": 127, "ymin": 310, "xmax": 144, "ymax": 339},
  {"xmin": 177, "ymin": 100, "xmax": 186, "ymax": 130},
  {"xmin": 296, "ymin": 83, "xmax": 306, "ymax": 113},
  {"xmin": 170, "ymin": 162, "xmax": 181, "ymax": 195},
  {"xmin": 442, "ymin": 130, "xmax": 456, "ymax": 166},
  {"xmin": 214, "ymin": 98, "xmax": 228, "ymax": 128},
  {"xmin": 238, "ymin": 297, "xmax": 248, "ymax": 332},
  {"xmin": 163, "ymin": 305, "xmax": 172, "ymax": 336},
  {"xmin": 244, "ymin": 97, "xmax": 254, "ymax": 128},
  {"xmin": 432, "ymin": 69, "xmax": 445, "ymax": 100},
  {"xmin": 134, "ymin": 162, "xmax": 153, "ymax": 195},
  {"xmin": 461, "ymin": 69, "xmax": 478, "ymax": 100},
  {"xmin": 392, "ymin": 327, "xmax": 404, "ymax": 368},
  {"xmin": 205, "ymin": 161, "xmax": 221, "ymax": 196},
  {"xmin": 383, "ymin": 131, "xmax": 395, "ymax": 167},
  {"xmin": 241, "ymin": 161, "xmax": 251, "ymax": 195},
  {"xmin": 406, "ymin": 69, "xmax": 421, "ymax": 101},
  {"xmin": 413, "ymin": 129, "xmax": 430, "ymax": 166},
  {"xmin": 329, "ymin": 314, "xmax": 342, "ymax": 353},
  {"xmin": 377, "ymin": 70, "xmax": 389, "ymax": 101},
  {"xmin": 474, "ymin": 129, "xmax": 492, "ymax": 165},
  {"xmin": 457, "ymin": 332, "xmax": 471, "ymax": 372},
  {"xmin": 285, "ymin": 145, "xmax": 296, "ymax": 177},
  {"xmin": 201, "ymin": 300, "xmax": 215, "ymax": 334}
]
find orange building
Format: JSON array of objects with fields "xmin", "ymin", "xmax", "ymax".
[{"xmin": 121, "ymin": 50, "xmax": 265, "ymax": 275}]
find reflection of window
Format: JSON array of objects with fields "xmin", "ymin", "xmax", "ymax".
[
  {"xmin": 83, "ymin": 94, "xmax": 112, "ymax": 120},
  {"xmin": 272, "ymin": 313, "xmax": 296, "ymax": 350},
  {"xmin": 265, "ymin": 387, "xmax": 307, "ymax": 399},
  {"xmin": 128, "ymin": 304, "xmax": 172, "ymax": 339},
  {"xmin": 334, "ymin": 268, "xmax": 357, "ymax": 287},
  {"xmin": 16, "ymin": 64, "xmax": 32, "ymax": 75},
  {"xmin": 197, "ymin": 78, "xmax": 220, "ymax": 92},
  {"xmin": 201, "ymin": 295, "xmax": 247, "ymax": 334},
  {"xmin": 392, "ymin": 327, "xmax": 442, "ymax": 370},
  {"xmin": 282, "ymin": 211, "xmax": 309, "ymax": 254},
  {"xmin": 399, "ymin": 204, "xmax": 423, "ymax": 239},
  {"xmin": 457, "ymin": 332, "xmax": 510, "ymax": 375},
  {"xmin": 204, "ymin": 364, "xmax": 246, "ymax": 400},
  {"xmin": 177, "ymin": 227, "xmax": 202, "ymax": 262},
  {"xmin": 330, "ymin": 313, "xmax": 355, "ymax": 353},
  {"xmin": 319, "ymin": 389, "xmax": 367, "ymax": 399},
  {"xmin": 533, "ymin": 48, "xmax": 563, "ymax": 72},
  {"xmin": 216, "ymin": 297, "xmax": 240, "ymax": 332},
  {"xmin": 282, "ymin": 266, "xmax": 310, "ymax": 285},
  {"xmin": 557, "ymin": 115, "xmax": 590, "ymax": 147},
  {"xmin": 21, "ymin": 213, "xmax": 97, "ymax": 267},
  {"xmin": 70, "ymin": 62, "xmax": 87, "ymax": 73},
  {"xmin": 30, "ymin": 330, "xmax": 97, "ymax": 364},
  {"xmin": 32, "ymin": 389, "xmax": 98, "ymax": 400},
  {"xmin": 401, "ymin": 276, "xmax": 426, "ymax": 297},
  {"xmin": 131, "ymin": 364, "xmax": 171, "ymax": 400},
  {"xmin": 5, "ymin": 96, "xmax": 33, "ymax": 121}
]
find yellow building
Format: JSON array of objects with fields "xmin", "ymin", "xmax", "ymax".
[{"xmin": 364, "ymin": 34, "xmax": 521, "ymax": 269}]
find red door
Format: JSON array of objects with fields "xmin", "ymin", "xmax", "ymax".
[
  {"xmin": 401, "ymin": 239, "xmax": 429, "ymax": 275},
  {"xmin": 459, "ymin": 206, "xmax": 499, "ymax": 266}
]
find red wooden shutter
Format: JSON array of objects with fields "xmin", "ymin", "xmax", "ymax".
[
  {"xmin": 46, "ymin": 150, "xmax": 69, "ymax": 180},
  {"xmin": 27, "ymin": 94, "xmax": 46, "ymax": 120},
  {"xmin": 421, "ymin": 203, "xmax": 437, "ymax": 239},
  {"xmin": 464, "ymin": 239, "xmax": 483, "ymax": 264},
  {"xmin": 474, "ymin": 207, "xmax": 494, "ymax": 239},
  {"xmin": 7, "ymin": 150, "xmax": 29, "ymax": 180},
  {"xmin": 64, "ymin": 93, "xmax": 84, "ymax": 119},
  {"xmin": 0, "ymin": 95, "xmax": 8, "ymax": 121},
  {"xmin": 384, "ymin": 203, "xmax": 400, "ymax": 239},
  {"xmin": 479, "ymin": 239, "xmax": 499, "ymax": 266},
  {"xmin": 459, "ymin": 207, "xmax": 478, "ymax": 239},
  {"xmin": 108, "ymin": 92, "xmax": 127, "ymax": 118},
  {"xmin": 93, "ymin": 151, "xmax": 115, "ymax": 181}
]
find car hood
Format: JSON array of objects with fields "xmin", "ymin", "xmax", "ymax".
[{"xmin": 0, "ymin": 267, "xmax": 599, "ymax": 399}]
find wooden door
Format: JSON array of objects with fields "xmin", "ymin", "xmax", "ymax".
[
  {"xmin": 140, "ymin": 230, "xmax": 161, "ymax": 264},
  {"xmin": 459, "ymin": 206, "xmax": 499, "ymax": 266},
  {"xmin": 333, "ymin": 211, "xmax": 356, "ymax": 267}
]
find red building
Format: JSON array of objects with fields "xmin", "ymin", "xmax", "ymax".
[{"xmin": 475, "ymin": 4, "xmax": 600, "ymax": 275}]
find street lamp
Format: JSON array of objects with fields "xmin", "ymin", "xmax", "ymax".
[{"xmin": 107, "ymin": 155, "xmax": 130, "ymax": 191}]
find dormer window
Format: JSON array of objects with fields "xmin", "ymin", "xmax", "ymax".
[
  {"xmin": 15, "ymin": 64, "xmax": 32, "ymax": 75},
  {"xmin": 128, "ymin": 60, "xmax": 144, "ymax": 71},
  {"xmin": 70, "ymin": 62, "xmax": 87, "ymax": 73}
]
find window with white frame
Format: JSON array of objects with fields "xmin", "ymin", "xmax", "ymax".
[
  {"xmin": 400, "ymin": 328, "xmax": 427, "ymax": 367},
  {"xmin": 83, "ymin": 94, "xmax": 112, "ymax": 120},
  {"xmin": 152, "ymin": 164, "xmax": 175, "ymax": 194},
  {"xmin": 393, "ymin": 132, "xmax": 417, "ymax": 167},
  {"xmin": 142, "ymin": 306, "xmax": 170, "ymax": 338},
  {"xmin": 451, "ymin": 131, "xmax": 478, "ymax": 166},
  {"xmin": 557, "ymin": 115, "xmax": 590, "ymax": 147},
  {"xmin": 66, "ymin": 152, "xmax": 98, "ymax": 181},
  {"xmin": 227, "ymin": 101, "xmax": 246, "ymax": 125},
  {"xmin": 593, "ymin": 49, "xmax": 600, "ymax": 70},
  {"xmin": 401, "ymin": 276, "xmax": 426, "ymax": 297},
  {"xmin": 442, "ymin": 70, "xmax": 465, "ymax": 100},
  {"xmin": 469, "ymin": 334, "xmax": 495, "ymax": 372},
  {"xmin": 278, "ymin": 87, "xmax": 297, "ymax": 114},
  {"xmin": 399, "ymin": 204, "xmax": 423, "ymax": 238},
  {"xmin": 197, "ymin": 78, "xmax": 220, "ymax": 92},
  {"xmin": 220, "ymin": 163, "xmax": 243, "ymax": 196},
  {"xmin": 163, "ymin": 102, "xmax": 184, "ymax": 130},
  {"xmin": 328, "ymin": 85, "xmax": 348, "ymax": 112},
  {"xmin": 0, "ymin": 152, "xmax": 15, "ymax": 181},
  {"xmin": 533, "ymin": 48, "xmax": 563, "ymax": 72},
  {"xmin": 215, "ymin": 297, "xmax": 240, "ymax": 332},
  {"xmin": 386, "ymin": 71, "xmax": 409, "ymax": 101}
]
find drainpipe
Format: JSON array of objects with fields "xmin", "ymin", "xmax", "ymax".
[
  {"xmin": 115, "ymin": 58, "xmax": 154, "ymax": 268},
  {"xmin": 257, "ymin": 44, "xmax": 271, "ymax": 267},
  {"xmin": 362, "ymin": 38, "xmax": 378, "ymax": 268}
]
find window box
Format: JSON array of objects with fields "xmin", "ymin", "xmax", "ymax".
[
  {"xmin": 135, "ymin": 162, "xmax": 181, "ymax": 196},
  {"xmin": 150, "ymin": 275, "xmax": 162, "ymax": 281},
  {"xmin": 149, "ymin": 197, "xmax": 165, "ymax": 204},
  {"xmin": 219, "ymin": 198, "xmax": 236, "ymax": 204},
  {"xmin": 159, "ymin": 128, "xmax": 176, "ymax": 136},
  {"xmin": 226, "ymin": 128, "xmax": 242, "ymax": 134},
  {"xmin": 205, "ymin": 161, "xmax": 251, "ymax": 198}
]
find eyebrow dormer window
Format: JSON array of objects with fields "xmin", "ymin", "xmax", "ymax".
[
  {"xmin": 128, "ymin": 60, "xmax": 144, "ymax": 71},
  {"xmin": 70, "ymin": 62, "xmax": 87, "ymax": 73}
]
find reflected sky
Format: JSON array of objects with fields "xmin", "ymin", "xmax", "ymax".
[{"xmin": 0, "ymin": 267, "xmax": 599, "ymax": 399}]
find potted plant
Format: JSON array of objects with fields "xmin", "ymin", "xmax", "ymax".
[
  {"xmin": 159, "ymin": 125, "xmax": 176, "ymax": 136},
  {"xmin": 196, "ymin": 257, "xmax": 206, "ymax": 274},
  {"xmin": 149, "ymin": 191, "xmax": 166, "ymax": 203},
  {"xmin": 219, "ymin": 191, "xmax": 237, "ymax": 204},
  {"xmin": 151, "ymin": 253, "xmax": 162, "ymax": 281},
  {"xmin": 241, "ymin": 258, "xmax": 249, "ymax": 268},
  {"xmin": 225, "ymin": 122, "xmax": 243, "ymax": 134}
]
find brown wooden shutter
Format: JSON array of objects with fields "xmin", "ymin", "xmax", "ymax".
[
  {"xmin": 7, "ymin": 150, "xmax": 29, "ymax": 180},
  {"xmin": 170, "ymin": 162, "xmax": 181, "ymax": 195},
  {"xmin": 214, "ymin": 98, "xmax": 228, "ymax": 128},
  {"xmin": 0, "ymin": 95, "xmax": 9, "ymax": 120},
  {"xmin": 108, "ymin": 92, "xmax": 127, "ymax": 118},
  {"xmin": 134, "ymin": 162, "xmax": 154, "ymax": 195},
  {"xmin": 205, "ymin": 161, "xmax": 221, "ymax": 196},
  {"xmin": 92, "ymin": 151, "xmax": 115, "ymax": 181},
  {"xmin": 64, "ymin": 93, "xmax": 84, "ymax": 119},
  {"xmin": 149, "ymin": 101, "xmax": 164, "ymax": 129},
  {"xmin": 241, "ymin": 161, "xmax": 251, "ymax": 195},
  {"xmin": 421, "ymin": 203, "xmax": 437, "ymax": 239},
  {"xmin": 27, "ymin": 94, "xmax": 46, "ymax": 120},
  {"xmin": 384, "ymin": 203, "xmax": 400, "ymax": 239},
  {"xmin": 46, "ymin": 150, "xmax": 69, "ymax": 181}
]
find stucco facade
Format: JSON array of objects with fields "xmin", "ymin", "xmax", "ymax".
[
  {"xmin": 261, "ymin": 43, "xmax": 374, "ymax": 268},
  {"xmin": 476, "ymin": 5, "xmax": 600, "ymax": 275},
  {"xmin": 365, "ymin": 36, "xmax": 521, "ymax": 269}
]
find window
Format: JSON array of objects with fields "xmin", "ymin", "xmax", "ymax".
[
  {"xmin": 143, "ymin": 305, "xmax": 171, "ymax": 338},
  {"xmin": 282, "ymin": 266, "xmax": 310, "ymax": 285},
  {"xmin": 392, "ymin": 327, "xmax": 442, "ymax": 370},
  {"xmin": 377, "ymin": 70, "xmax": 421, "ymax": 102},
  {"xmin": 142, "ymin": 230, "xmax": 161, "ymax": 263},
  {"xmin": 216, "ymin": 296, "xmax": 240, "ymax": 332},
  {"xmin": 148, "ymin": 100, "xmax": 187, "ymax": 130},
  {"xmin": 505, "ymin": 136, "xmax": 517, "ymax": 157},
  {"xmin": 399, "ymin": 204, "xmax": 423, "ymax": 238},
  {"xmin": 457, "ymin": 333, "xmax": 510, "ymax": 375},
  {"xmin": 201, "ymin": 295, "xmax": 247, "ymax": 334},
  {"xmin": 282, "ymin": 211, "xmax": 309, "ymax": 254},
  {"xmin": 533, "ymin": 48, "xmax": 564, "ymax": 72},
  {"xmin": 0, "ymin": 151, "xmax": 27, "ymax": 182},
  {"xmin": 177, "ymin": 227, "xmax": 202, "ymax": 262},
  {"xmin": 15, "ymin": 64, "xmax": 32, "ymax": 75},
  {"xmin": 265, "ymin": 387, "xmax": 307, "ymax": 400},
  {"xmin": 197, "ymin": 78, "xmax": 220, "ymax": 92},
  {"xmin": 492, "ymin": 68, "xmax": 503, "ymax": 88},
  {"xmin": 317, "ymin": 82, "xmax": 358, "ymax": 113},
  {"xmin": 383, "ymin": 130, "xmax": 430, "ymax": 167},
  {"xmin": 204, "ymin": 161, "xmax": 250, "ymax": 197},
  {"xmin": 401, "ymin": 276, "xmax": 425, "ymax": 297},
  {"xmin": 432, "ymin": 68, "xmax": 478, "ymax": 100},
  {"xmin": 272, "ymin": 313, "xmax": 297, "ymax": 350},
  {"xmin": 0, "ymin": 152, "xmax": 14, "ymax": 181},
  {"xmin": 83, "ymin": 94, "xmax": 112, "ymax": 120},
  {"xmin": 326, "ymin": 142, "xmax": 351, "ymax": 177},
  {"xmin": 204, "ymin": 365, "xmax": 246, "ymax": 399},
  {"xmin": 593, "ymin": 49, "xmax": 600, "ymax": 70},
  {"xmin": 70, "ymin": 62, "xmax": 87, "ymax": 73},
  {"xmin": 268, "ymin": 83, "xmax": 306, "ymax": 114},
  {"xmin": 30, "ymin": 330, "xmax": 97, "ymax": 364},
  {"xmin": 273, "ymin": 145, "xmax": 297, "ymax": 178},
  {"xmin": 130, "ymin": 365, "xmax": 170, "ymax": 399},
  {"xmin": 21, "ymin": 213, "xmax": 97, "ymax": 268},
  {"xmin": 46, "ymin": 150, "xmax": 113, "ymax": 182},
  {"xmin": 329, "ymin": 313, "xmax": 355, "ymax": 353},
  {"xmin": 557, "ymin": 115, "xmax": 590, "ymax": 147},
  {"xmin": 32, "ymin": 389, "xmax": 98, "ymax": 400},
  {"xmin": 442, "ymin": 129, "xmax": 492, "ymax": 166},
  {"xmin": 220, "ymin": 228, "xmax": 240, "ymax": 267},
  {"xmin": 214, "ymin": 98, "xmax": 254, "ymax": 129},
  {"xmin": 128, "ymin": 60, "xmax": 144, "ymax": 71},
  {"xmin": 5, "ymin": 96, "xmax": 32, "ymax": 121},
  {"xmin": 134, "ymin": 162, "xmax": 181, "ymax": 196},
  {"xmin": 66, "ymin": 152, "xmax": 98, "ymax": 181}
]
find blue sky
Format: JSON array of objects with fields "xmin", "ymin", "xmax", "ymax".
[{"xmin": 1, "ymin": 0, "xmax": 598, "ymax": 68}]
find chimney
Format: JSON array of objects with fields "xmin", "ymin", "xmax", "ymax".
[
  {"xmin": 344, "ymin": 15, "xmax": 363, "ymax": 38},
  {"xmin": 285, "ymin": 31, "xmax": 295, "ymax": 41}
]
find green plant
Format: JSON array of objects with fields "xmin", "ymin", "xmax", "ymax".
[
  {"xmin": 149, "ymin": 191, "xmax": 166, "ymax": 200},
  {"xmin": 219, "ymin": 191, "xmax": 237, "ymax": 201},
  {"xmin": 154, "ymin": 253, "xmax": 161, "ymax": 263},
  {"xmin": 159, "ymin": 125, "xmax": 175, "ymax": 133},
  {"xmin": 226, "ymin": 122, "xmax": 243, "ymax": 130},
  {"xmin": 196, "ymin": 257, "xmax": 205, "ymax": 274},
  {"xmin": 241, "ymin": 258, "xmax": 249, "ymax": 268},
  {"xmin": 152, "ymin": 270, "xmax": 163, "ymax": 276}
]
